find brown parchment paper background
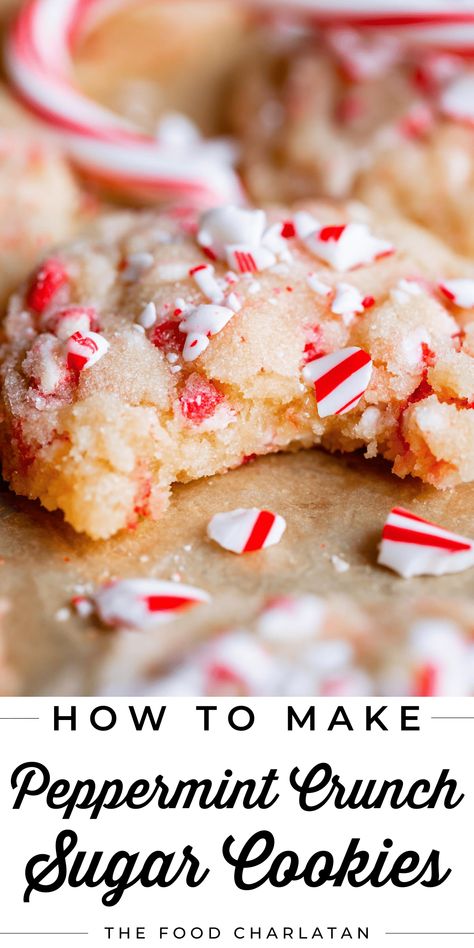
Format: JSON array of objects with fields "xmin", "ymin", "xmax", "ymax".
[
  {"xmin": 2, "ymin": 449, "xmax": 474, "ymax": 695},
  {"xmin": 0, "ymin": 1, "xmax": 473, "ymax": 695}
]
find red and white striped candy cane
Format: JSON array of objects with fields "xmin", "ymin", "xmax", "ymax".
[
  {"xmin": 6, "ymin": 0, "xmax": 243, "ymax": 206},
  {"xmin": 256, "ymin": 1, "xmax": 474, "ymax": 53}
]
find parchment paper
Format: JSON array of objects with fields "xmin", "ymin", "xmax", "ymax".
[{"xmin": 1, "ymin": 448, "xmax": 474, "ymax": 695}]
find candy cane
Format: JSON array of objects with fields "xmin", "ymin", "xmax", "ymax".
[
  {"xmin": 5, "ymin": 0, "xmax": 243, "ymax": 206},
  {"xmin": 255, "ymin": 1, "xmax": 474, "ymax": 55}
]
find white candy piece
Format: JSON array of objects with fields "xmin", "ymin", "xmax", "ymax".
[
  {"xmin": 137, "ymin": 302, "xmax": 157, "ymax": 330},
  {"xmin": 189, "ymin": 264, "xmax": 224, "ymax": 303},
  {"xmin": 179, "ymin": 304, "xmax": 234, "ymax": 362},
  {"xmin": 121, "ymin": 252, "xmax": 154, "ymax": 282},
  {"xmin": 390, "ymin": 278, "xmax": 424, "ymax": 305},
  {"xmin": 257, "ymin": 595, "xmax": 326, "ymax": 643},
  {"xmin": 294, "ymin": 211, "xmax": 321, "ymax": 240},
  {"xmin": 201, "ymin": 630, "xmax": 283, "ymax": 696},
  {"xmin": 94, "ymin": 578, "xmax": 210, "ymax": 630},
  {"xmin": 198, "ymin": 206, "xmax": 267, "ymax": 259},
  {"xmin": 307, "ymin": 274, "xmax": 332, "ymax": 297},
  {"xmin": 439, "ymin": 278, "xmax": 474, "ymax": 308},
  {"xmin": 306, "ymin": 222, "xmax": 394, "ymax": 271},
  {"xmin": 50, "ymin": 307, "xmax": 92, "ymax": 341},
  {"xmin": 331, "ymin": 282, "xmax": 366, "ymax": 324},
  {"xmin": 408, "ymin": 619, "xmax": 472, "ymax": 696},
  {"xmin": 440, "ymin": 73, "xmax": 474, "ymax": 124},
  {"xmin": 226, "ymin": 244, "xmax": 276, "ymax": 274},
  {"xmin": 207, "ymin": 508, "xmax": 287, "ymax": 554},
  {"xmin": 378, "ymin": 506, "xmax": 474, "ymax": 578}
]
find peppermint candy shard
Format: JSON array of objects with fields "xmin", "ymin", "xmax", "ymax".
[
  {"xmin": 378, "ymin": 507, "xmax": 474, "ymax": 579},
  {"xmin": 94, "ymin": 578, "xmax": 210, "ymax": 629},
  {"xmin": 207, "ymin": 508, "xmax": 287, "ymax": 554},
  {"xmin": 305, "ymin": 222, "xmax": 394, "ymax": 271},
  {"xmin": 303, "ymin": 347, "xmax": 372, "ymax": 418},
  {"xmin": 439, "ymin": 279, "xmax": 474, "ymax": 308},
  {"xmin": 179, "ymin": 304, "xmax": 234, "ymax": 363},
  {"xmin": 66, "ymin": 331, "xmax": 109, "ymax": 372},
  {"xmin": 197, "ymin": 206, "xmax": 266, "ymax": 259},
  {"xmin": 226, "ymin": 244, "xmax": 275, "ymax": 274},
  {"xmin": 440, "ymin": 74, "xmax": 474, "ymax": 125}
]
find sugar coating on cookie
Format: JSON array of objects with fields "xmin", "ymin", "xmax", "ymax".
[
  {"xmin": 1, "ymin": 200, "xmax": 474, "ymax": 539},
  {"xmin": 230, "ymin": 27, "xmax": 474, "ymax": 256}
]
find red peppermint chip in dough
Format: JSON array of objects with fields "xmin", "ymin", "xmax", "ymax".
[
  {"xmin": 439, "ymin": 279, "xmax": 474, "ymax": 308},
  {"xmin": 150, "ymin": 319, "xmax": 186, "ymax": 354},
  {"xmin": 207, "ymin": 508, "xmax": 287, "ymax": 554},
  {"xmin": 179, "ymin": 374, "xmax": 225, "ymax": 425},
  {"xmin": 27, "ymin": 258, "xmax": 69, "ymax": 313},
  {"xmin": 94, "ymin": 578, "xmax": 210, "ymax": 629},
  {"xmin": 66, "ymin": 330, "xmax": 109, "ymax": 372},
  {"xmin": 303, "ymin": 347, "xmax": 372, "ymax": 417},
  {"xmin": 378, "ymin": 507, "xmax": 474, "ymax": 578},
  {"xmin": 305, "ymin": 222, "xmax": 394, "ymax": 271}
]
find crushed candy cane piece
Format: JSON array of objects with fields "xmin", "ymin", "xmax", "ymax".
[
  {"xmin": 48, "ymin": 306, "xmax": 95, "ymax": 341},
  {"xmin": 327, "ymin": 27, "xmax": 402, "ymax": 82},
  {"xmin": 121, "ymin": 252, "xmax": 154, "ymax": 282},
  {"xmin": 440, "ymin": 73, "xmax": 474, "ymax": 125},
  {"xmin": 150, "ymin": 319, "xmax": 186, "ymax": 354},
  {"xmin": 23, "ymin": 335, "xmax": 66, "ymax": 395},
  {"xmin": 331, "ymin": 282, "xmax": 366, "ymax": 324},
  {"xmin": 27, "ymin": 259, "xmax": 69, "ymax": 314},
  {"xmin": 257, "ymin": 594, "xmax": 326, "ymax": 643},
  {"xmin": 207, "ymin": 508, "xmax": 286, "ymax": 554},
  {"xmin": 303, "ymin": 346, "xmax": 372, "ymax": 417},
  {"xmin": 307, "ymin": 274, "xmax": 332, "ymax": 297},
  {"xmin": 179, "ymin": 374, "xmax": 225, "ymax": 425},
  {"xmin": 137, "ymin": 301, "xmax": 157, "ymax": 329},
  {"xmin": 66, "ymin": 330, "xmax": 109, "ymax": 373},
  {"xmin": 189, "ymin": 264, "xmax": 224, "ymax": 303},
  {"xmin": 439, "ymin": 279, "xmax": 474, "ymax": 308},
  {"xmin": 72, "ymin": 595, "xmax": 94, "ymax": 619},
  {"xmin": 390, "ymin": 278, "xmax": 424, "ymax": 305},
  {"xmin": 197, "ymin": 206, "xmax": 266, "ymax": 259},
  {"xmin": 378, "ymin": 507, "xmax": 474, "ymax": 578},
  {"xmin": 179, "ymin": 304, "xmax": 234, "ymax": 362},
  {"xmin": 331, "ymin": 554, "xmax": 350, "ymax": 573},
  {"xmin": 294, "ymin": 211, "xmax": 320, "ymax": 240},
  {"xmin": 261, "ymin": 222, "xmax": 292, "ymax": 261},
  {"xmin": 226, "ymin": 291, "xmax": 242, "ymax": 312},
  {"xmin": 202, "ymin": 630, "xmax": 282, "ymax": 696},
  {"xmin": 306, "ymin": 222, "xmax": 394, "ymax": 271},
  {"xmin": 94, "ymin": 578, "xmax": 210, "ymax": 629},
  {"xmin": 408, "ymin": 619, "xmax": 472, "ymax": 696},
  {"xmin": 226, "ymin": 244, "xmax": 275, "ymax": 274},
  {"xmin": 398, "ymin": 102, "xmax": 434, "ymax": 139}
]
